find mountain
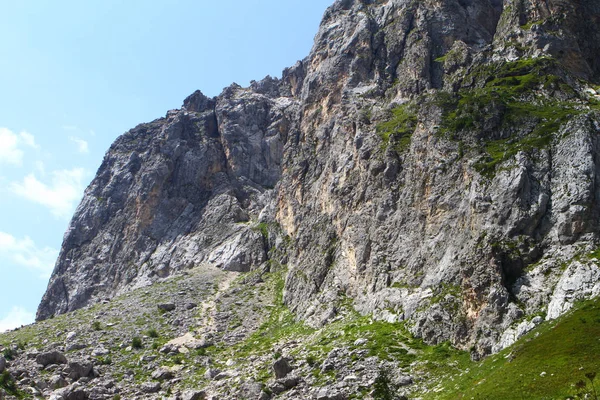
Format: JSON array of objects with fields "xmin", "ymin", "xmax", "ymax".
[{"xmin": 2, "ymin": 0, "xmax": 600, "ymax": 398}]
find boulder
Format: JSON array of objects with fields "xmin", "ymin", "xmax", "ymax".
[
  {"xmin": 50, "ymin": 374, "xmax": 69, "ymax": 389},
  {"xmin": 140, "ymin": 381, "xmax": 161, "ymax": 393},
  {"xmin": 151, "ymin": 368, "xmax": 174, "ymax": 381},
  {"xmin": 157, "ymin": 303, "xmax": 176, "ymax": 312},
  {"xmin": 272, "ymin": 357, "xmax": 293, "ymax": 379},
  {"xmin": 204, "ymin": 368, "xmax": 221, "ymax": 380},
  {"xmin": 36, "ymin": 351, "xmax": 67, "ymax": 367},
  {"xmin": 180, "ymin": 390, "xmax": 207, "ymax": 400},
  {"xmin": 66, "ymin": 360, "xmax": 94, "ymax": 380}
]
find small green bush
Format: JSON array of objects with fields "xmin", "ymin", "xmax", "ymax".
[
  {"xmin": 92, "ymin": 321, "xmax": 102, "ymax": 331},
  {"xmin": 146, "ymin": 328, "xmax": 159, "ymax": 338},
  {"xmin": 0, "ymin": 370, "xmax": 18, "ymax": 395},
  {"xmin": 373, "ymin": 368, "xmax": 396, "ymax": 400},
  {"xmin": 306, "ymin": 354, "xmax": 318, "ymax": 367},
  {"xmin": 376, "ymin": 103, "xmax": 418, "ymax": 152},
  {"xmin": 96, "ymin": 355, "xmax": 112, "ymax": 365},
  {"xmin": 131, "ymin": 336, "xmax": 143, "ymax": 349},
  {"xmin": 2, "ymin": 348, "xmax": 16, "ymax": 361}
]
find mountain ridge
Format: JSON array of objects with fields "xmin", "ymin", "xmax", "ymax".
[{"xmin": 38, "ymin": 0, "xmax": 600, "ymax": 362}]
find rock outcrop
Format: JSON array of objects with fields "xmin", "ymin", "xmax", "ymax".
[{"xmin": 38, "ymin": 0, "xmax": 600, "ymax": 359}]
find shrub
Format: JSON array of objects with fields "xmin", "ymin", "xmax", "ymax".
[
  {"xmin": 147, "ymin": 328, "xmax": 159, "ymax": 338},
  {"xmin": 96, "ymin": 355, "xmax": 112, "ymax": 365},
  {"xmin": 131, "ymin": 336, "xmax": 143, "ymax": 349},
  {"xmin": 2, "ymin": 348, "xmax": 16, "ymax": 361},
  {"xmin": 0, "ymin": 370, "xmax": 17, "ymax": 395},
  {"xmin": 376, "ymin": 103, "xmax": 418, "ymax": 152},
  {"xmin": 92, "ymin": 321, "xmax": 102, "ymax": 331},
  {"xmin": 306, "ymin": 354, "xmax": 318, "ymax": 367},
  {"xmin": 373, "ymin": 368, "xmax": 396, "ymax": 400}
]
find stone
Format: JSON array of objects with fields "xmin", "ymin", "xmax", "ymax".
[
  {"xmin": 66, "ymin": 360, "xmax": 94, "ymax": 381},
  {"xmin": 204, "ymin": 368, "xmax": 221, "ymax": 380},
  {"xmin": 239, "ymin": 381, "xmax": 264, "ymax": 399},
  {"xmin": 91, "ymin": 347, "xmax": 109, "ymax": 357},
  {"xmin": 0, "ymin": 356, "xmax": 5, "ymax": 373},
  {"xmin": 316, "ymin": 389, "xmax": 330, "ymax": 400},
  {"xmin": 180, "ymin": 390, "xmax": 207, "ymax": 400},
  {"xmin": 52, "ymin": 383, "xmax": 88, "ymax": 400},
  {"xmin": 49, "ymin": 375, "xmax": 69, "ymax": 390},
  {"xmin": 278, "ymin": 375, "xmax": 300, "ymax": 390},
  {"xmin": 157, "ymin": 303, "xmax": 176, "ymax": 312},
  {"xmin": 151, "ymin": 368, "xmax": 174, "ymax": 381},
  {"xmin": 36, "ymin": 351, "xmax": 67, "ymax": 367},
  {"xmin": 140, "ymin": 381, "xmax": 161, "ymax": 393},
  {"xmin": 65, "ymin": 343, "xmax": 87, "ymax": 352},
  {"xmin": 272, "ymin": 357, "xmax": 293, "ymax": 379},
  {"xmin": 213, "ymin": 371, "xmax": 230, "ymax": 381},
  {"xmin": 396, "ymin": 375, "xmax": 413, "ymax": 387}
]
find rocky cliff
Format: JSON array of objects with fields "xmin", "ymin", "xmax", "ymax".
[{"xmin": 38, "ymin": 0, "xmax": 600, "ymax": 359}]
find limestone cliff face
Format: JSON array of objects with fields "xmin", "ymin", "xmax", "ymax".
[{"xmin": 38, "ymin": 0, "xmax": 600, "ymax": 357}]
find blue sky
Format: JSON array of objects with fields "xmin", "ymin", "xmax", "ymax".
[{"xmin": 0, "ymin": 0, "xmax": 331, "ymax": 331}]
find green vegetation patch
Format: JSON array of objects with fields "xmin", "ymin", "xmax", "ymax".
[
  {"xmin": 421, "ymin": 297, "xmax": 600, "ymax": 399},
  {"xmin": 230, "ymin": 269, "xmax": 314, "ymax": 359},
  {"xmin": 436, "ymin": 57, "xmax": 584, "ymax": 178},
  {"xmin": 376, "ymin": 103, "xmax": 418, "ymax": 153},
  {"xmin": 0, "ymin": 370, "xmax": 26, "ymax": 398}
]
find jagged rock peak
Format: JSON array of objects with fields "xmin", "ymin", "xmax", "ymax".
[{"xmin": 182, "ymin": 90, "xmax": 215, "ymax": 113}]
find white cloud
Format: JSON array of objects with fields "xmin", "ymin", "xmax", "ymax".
[
  {"xmin": 69, "ymin": 136, "xmax": 89, "ymax": 154},
  {"xmin": 0, "ymin": 128, "xmax": 24, "ymax": 165},
  {"xmin": 9, "ymin": 168, "xmax": 87, "ymax": 218},
  {"xmin": 19, "ymin": 131, "xmax": 39, "ymax": 149},
  {"xmin": 0, "ymin": 232, "xmax": 57, "ymax": 279},
  {"xmin": 0, "ymin": 306, "xmax": 35, "ymax": 333},
  {"xmin": 0, "ymin": 128, "xmax": 39, "ymax": 166}
]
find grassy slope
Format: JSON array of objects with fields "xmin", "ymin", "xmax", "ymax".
[{"xmin": 422, "ymin": 297, "xmax": 600, "ymax": 400}]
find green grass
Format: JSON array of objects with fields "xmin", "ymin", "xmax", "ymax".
[
  {"xmin": 146, "ymin": 328, "xmax": 159, "ymax": 338},
  {"xmin": 376, "ymin": 103, "xmax": 418, "ymax": 152},
  {"xmin": 227, "ymin": 269, "xmax": 315, "ymax": 359},
  {"xmin": 252, "ymin": 222, "xmax": 270, "ymax": 240},
  {"xmin": 435, "ymin": 57, "xmax": 588, "ymax": 178},
  {"xmin": 421, "ymin": 297, "xmax": 600, "ymax": 399}
]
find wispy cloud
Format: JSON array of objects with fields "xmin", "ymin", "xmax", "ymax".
[
  {"xmin": 0, "ymin": 306, "xmax": 35, "ymax": 333},
  {"xmin": 9, "ymin": 168, "xmax": 87, "ymax": 218},
  {"xmin": 19, "ymin": 131, "xmax": 39, "ymax": 149},
  {"xmin": 0, "ymin": 232, "xmax": 57, "ymax": 279},
  {"xmin": 0, "ymin": 128, "xmax": 38, "ymax": 166},
  {"xmin": 69, "ymin": 136, "xmax": 89, "ymax": 154},
  {"xmin": 61, "ymin": 125, "xmax": 78, "ymax": 131}
]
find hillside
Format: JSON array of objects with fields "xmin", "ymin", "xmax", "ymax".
[{"xmin": 1, "ymin": 266, "xmax": 599, "ymax": 398}]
